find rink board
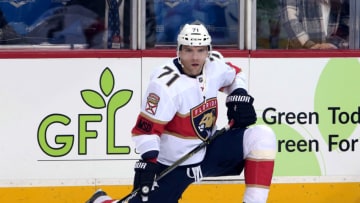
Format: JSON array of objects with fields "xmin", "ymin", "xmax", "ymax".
[{"xmin": 1, "ymin": 182, "xmax": 359, "ymax": 203}]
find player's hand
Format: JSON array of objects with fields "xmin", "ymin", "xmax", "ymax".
[
  {"xmin": 226, "ymin": 88, "xmax": 257, "ymax": 128},
  {"xmin": 310, "ymin": 43, "xmax": 337, "ymax": 49},
  {"xmin": 133, "ymin": 159, "xmax": 160, "ymax": 202},
  {"xmin": 319, "ymin": 43, "xmax": 337, "ymax": 49},
  {"xmin": 310, "ymin": 43, "xmax": 322, "ymax": 49}
]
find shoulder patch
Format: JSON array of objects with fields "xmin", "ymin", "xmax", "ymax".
[{"xmin": 145, "ymin": 93, "xmax": 160, "ymax": 115}]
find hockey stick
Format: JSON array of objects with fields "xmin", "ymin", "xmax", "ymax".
[{"xmin": 117, "ymin": 120, "xmax": 234, "ymax": 203}]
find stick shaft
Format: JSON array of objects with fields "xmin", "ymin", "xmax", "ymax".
[{"xmin": 117, "ymin": 121, "xmax": 233, "ymax": 203}]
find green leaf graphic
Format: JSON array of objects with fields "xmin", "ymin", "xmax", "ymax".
[
  {"xmin": 81, "ymin": 89, "xmax": 106, "ymax": 109},
  {"xmin": 315, "ymin": 58, "xmax": 360, "ymax": 145},
  {"xmin": 108, "ymin": 89, "xmax": 133, "ymax": 111},
  {"xmin": 257, "ymin": 119, "xmax": 321, "ymax": 176},
  {"xmin": 257, "ymin": 58, "xmax": 360, "ymax": 176},
  {"xmin": 100, "ymin": 67, "xmax": 115, "ymax": 97}
]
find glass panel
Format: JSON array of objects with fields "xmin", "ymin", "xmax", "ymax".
[
  {"xmin": 151, "ymin": 0, "xmax": 240, "ymax": 48},
  {"xmin": 350, "ymin": 0, "xmax": 358, "ymax": 49},
  {"xmin": 0, "ymin": 0, "xmax": 108, "ymax": 49},
  {"xmin": 145, "ymin": 0, "xmax": 156, "ymax": 49},
  {"xmin": 256, "ymin": 0, "xmax": 286, "ymax": 49},
  {"xmin": 108, "ymin": 0, "xmax": 133, "ymax": 49},
  {"xmin": 267, "ymin": 0, "xmax": 350, "ymax": 50}
]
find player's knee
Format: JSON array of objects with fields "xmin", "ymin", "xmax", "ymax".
[
  {"xmin": 244, "ymin": 125, "xmax": 276, "ymax": 160},
  {"xmin": 253, "ymin": 125, "xmax": 276, "ymax": 146}
]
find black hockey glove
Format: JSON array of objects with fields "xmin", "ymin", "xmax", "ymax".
[
  {"xmin": 133, "ymin": 159, "xmax": 160, "ymax": 202},
  {"xmin": 226, "ymin": 88, "xmax": 257, "ymax": 128}
]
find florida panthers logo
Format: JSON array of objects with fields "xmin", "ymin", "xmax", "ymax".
[
  {"xmin": 190, "ymin": 98, "xmax": 218, "ymax": 141},
  {"xmin": 198, "ymin": 109, "xmax": 216, "ymax": 133}
]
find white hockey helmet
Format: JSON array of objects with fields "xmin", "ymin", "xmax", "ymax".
[{"xmin": 177, "ymin": 23, "xmax": 212, "ymax": 49}]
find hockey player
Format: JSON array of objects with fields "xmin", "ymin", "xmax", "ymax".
[{"xmin": 86, "ymin": 23, "xmax": 276, "ymax": 203}]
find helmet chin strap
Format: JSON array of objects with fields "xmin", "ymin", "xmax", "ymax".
[
  {"xmin": 176, "ymin": 46, "xmax": 183, "ymax": 68},
  {"xmin": 177, "ymin": 57, "xmax": 184, "ymax": 69}
]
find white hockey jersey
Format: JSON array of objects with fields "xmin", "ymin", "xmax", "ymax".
[{"xmin": 132, "ymin": 57, "xmax": 247, "ymax": 166}]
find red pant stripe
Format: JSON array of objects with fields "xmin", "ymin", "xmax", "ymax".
[{"xmin": 244, "ymin": 159, "xmax": 274, "ymax": 187}]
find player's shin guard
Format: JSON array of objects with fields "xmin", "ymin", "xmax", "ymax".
[{"xmin": 243, "ymin": 125, "xmax": 276, "ymax": 203}]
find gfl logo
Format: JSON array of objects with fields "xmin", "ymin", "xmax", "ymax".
[{"xmin": 37, "ymin": 68, "xmax": 133, "ymax": 157}]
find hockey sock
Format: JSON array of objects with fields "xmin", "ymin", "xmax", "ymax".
[
  {"xmin": 243, "ymin": 158, "xmax": 275, "ymax": 203},
  {"xmin": 245, "ymin": 158, "xmax": 274, "ymax": 187},
  {"xmin": 103, "ymin": 200, "xmax": 118, "ymax": 203},
  {"xmin": 94, "ymin": 198, "xmax": 113, "ymax": 203}
]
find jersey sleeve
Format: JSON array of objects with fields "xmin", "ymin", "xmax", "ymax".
[
  {"xmin": 214, "ymin": 59, "xmax": 248, "ymax": 94},
  {"xmin": 131, "ymin": 66, "xmax": 178, "ymax": 156},
  {"xmin": 222, "ymin": 70, "xmax": 248, "ymax": 94}
]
